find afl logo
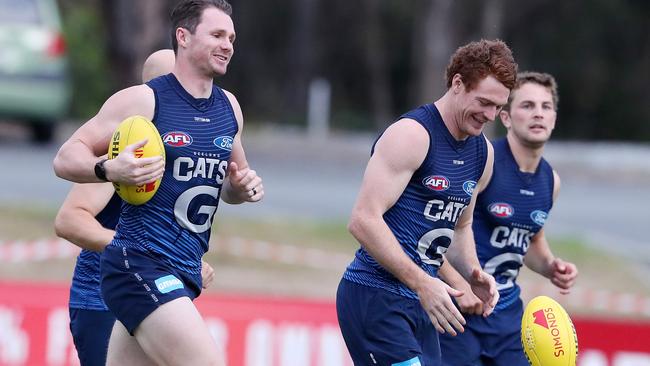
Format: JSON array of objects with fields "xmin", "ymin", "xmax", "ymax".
[
  {"xmin": 213, "ymin": 136, "xmax": 233, "ymax": 151},
  {"xmin": 489, "ymin": 203, "xmax": 514, "ymax": 218},
  {"xmin": 463, "ymin": 180, "xmax": 477, "ymax": 196},
  {"xmin": 163, "ymin": 131, "xmax": 192, "ymax": 147},
  {"xmin": 530, "ymin": 210, "xmax": 548, "ymax": 226},
  {"xmin": 423, "ymin": 175, "xmax": 449, "ymax": 191}
]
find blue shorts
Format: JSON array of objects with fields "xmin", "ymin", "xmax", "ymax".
[
  {"xmin": 100, "ymin": 244, "xmax": 202, "ymax": 335},
  {"xmin": 336, "ymin": 279, "xmax": 440, "ymax": 366},
  {"xmin": 439, "ymin": 298, "xmax": 528, "ymax": 366},
  {"xmin": 69, "ymin": 308, "xmax": 115, "ymax": 366}
]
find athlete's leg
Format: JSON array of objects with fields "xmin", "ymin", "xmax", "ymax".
[
  {"xmin": 482, "ymin": 322, "xmax": 528, "ymax": 366},
  {"xmin": 69, "ymin": 308, "xmax": 115, "ymax": 366},
  {"xmin": 101, "ymin": 244, "xmax": 219, "ymax": 365},
  {"xmin": 337, "ymin": 279, "xmax": 428, "ymax": 365},
  {"xmin": 135, "ymin": 297, "xmax": 224, "ymax": 366},
  {"xmin": 106, "ymin": 321, "xmax": 157, "ymax": 366},
  {"xmin": 439, "ymin": 324, "xmax": 482, "ymax": 366},
  {"xmin": 483, "ymin": 342, "xmax": 529, "ymax": 366},
  {"xmin": 483, "ymin": 299, "xmax": 529, "ymax": 366}
]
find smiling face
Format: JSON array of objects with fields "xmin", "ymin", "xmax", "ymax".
[
  {"xmin": 500, "ymin": 82, "xmax": 556, "ymax": 148},
  {"xmin": 180, "ymin": 7, "xmax": 235, "ymax": 77},
  {"xmin": 453, "ymin": 74, "xmax": 511, "ymax": 138}
]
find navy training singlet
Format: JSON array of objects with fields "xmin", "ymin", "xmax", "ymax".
[
  {"xmin": 112, "ymin": 74, "xmax": 238, "ymax": 274},
  {"xmin": 473, "ymin": 138, "xmax": 554, "ymax": 311},
  {"xmin": 69, "ymin": 193, "xmax": 121, "ymax": 311},
  {"xmin": 343, "ymin": 104, "xmax": 489, "ymax": 299}
]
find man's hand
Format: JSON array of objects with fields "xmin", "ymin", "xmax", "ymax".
[
  {"xmin": 549, "ymin": 258, "xmax": 578, "ymax": 294},
  {"xmin": 455, "ymin": 290, "xmax": 484, "ymax": 315},
  {"xmin": 226, "ymin": 162, "xmax": 263, "ymax": 202},
  {"xmin": 104, "ymin": 139, "xmax": 164, "ymax": 185},
  {"xmin": 467, "ymin": 268, "xmax": 499, "ymax": 317},
  {"xmin": 416, "ymin": 277, "xmax": 466, "ymax": 336},
  {"xmin": 201, "ymin": 259, "xmax": 215, "ymax": 289}
]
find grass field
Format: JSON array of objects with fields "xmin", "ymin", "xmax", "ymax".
[{"xmin": 1, "ymin": 206, "xmax": 648, "ymax": 316}]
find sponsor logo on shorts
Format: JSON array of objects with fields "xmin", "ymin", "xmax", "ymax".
[
  {"xmin": 213, "ymin": 136, "xmax": 233, "ymax": 151},
  {"xmin": 423, "ymin": 175, "xmax": 449, "ymax": 191},
  {"xmin": 194, "ymin": 116, "xmax": 211, "ymax": 122},
  {"xmin": 392, "ymin": 356, "xmax": 422, "ymax": 366},
  {"xmin": 489, "ymin": 202, "xmax": 514, "ymax": 218},
  {"xmin": 463, "ymin": 180, "xmax": 477, "ymax": 196},
  {"xmin": 530, "ymin": 210, "xmax": 548, "ymax": 226},
  {"xmin": 154, "ymin": 275, "xmax": 184, "ymax": 294},
  {"xmin": 163, "ymin": 131, "xmax": 193, "ymax": 147}
]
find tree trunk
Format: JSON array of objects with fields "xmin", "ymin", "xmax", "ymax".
[
  {"xmin": 285, "ymin": 0, "xmax": 318, "ymax": 122},
  {"xmin": 362, "ymin": 0, "xmax": 393, "ymax": 130},
  {"xmin": 480, "ymin": 0, "xmax": 505, "ymax": 139},
  {"xmin": 101, "ymin": 0, "xmax": 169, "ymax": 87},
  {"xmin": 411, "ymin": 0, "xmax": 456, "ymax": 106}
]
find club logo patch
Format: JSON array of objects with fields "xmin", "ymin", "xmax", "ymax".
[
  {"xmin": 163, "ymin": 131, "xmax": 193, "ymax": 147},
  {"xmin": 530, "ymin": 210, "xmax": 548, "ymax": 226},
  {"xmin": 489, "ymin": 202, "xmax": 514, "ymax": 218},
  {"xmin": 423, "ymin": 175, "xmax": 449, "ymax": 191},
  {"xmin": 463, "ymin": 180, "xmax": 477, "ymax": 196}
]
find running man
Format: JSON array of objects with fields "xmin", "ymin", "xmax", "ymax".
[
  {"xmin": 54, "ymin": 49, "xmax": 214, "ymax": 366},
  {"xmin": 336, "ymin": 39, "xmax": 518, "ymax": 365},
  {"xmin": 53, "ymin": 1, "xmax": 263, "ymax": 365},
  {"xmin": 438, "ymin": 71, "xmax": 578, "ymax": 365}
]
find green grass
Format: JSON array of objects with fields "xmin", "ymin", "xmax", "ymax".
[
  {"xmin": 0, "ymin": 206, "xmax": 355, "ymax": 250},
  {"xmin": 0, "ymin": 204, "xmax": 58, "ymax": 239},
  {"xmin": 531, "ymin": 235, "xmax": 650, "ymax": 295},
  {"xmin": 2, "ymin": 206, "xmax": 648, "ymax": 301},
  {"xmin": 212, "ymin": 216, "xmax": 355, "ymax": 252},
  {"xmin": 549, "ymin": 236, "xmax": 598, "ymax": 259}
]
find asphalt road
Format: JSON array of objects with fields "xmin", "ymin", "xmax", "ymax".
[{"xmin": 1, "ymin": 122, "xmax": 649, "ymax": 264}]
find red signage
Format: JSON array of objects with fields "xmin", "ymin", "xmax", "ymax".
[{"xmin": 0, "ymin": 281, "xmax": 648, "ymax": 366}]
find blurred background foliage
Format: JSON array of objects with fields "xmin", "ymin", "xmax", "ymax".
[{"xmin": 58, "ymin": 0, "xmax": 649, "ymax": 141}]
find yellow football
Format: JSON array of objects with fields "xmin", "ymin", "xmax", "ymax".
[
  {"xmin": 521, "ymin": 295, "xmax": 578, "ymax": 366},
  {"xmin": 108, "ymin": 115, "xmax": 165, "ymax": 205}
]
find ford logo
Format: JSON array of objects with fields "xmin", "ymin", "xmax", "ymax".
[{"xmin": 213, "ymin": 136, "xmax": 233, "ymax": 151}]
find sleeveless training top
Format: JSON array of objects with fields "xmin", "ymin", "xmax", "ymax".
[
  {"xmin": 112, "ymin": 74, "xmax": 238, "ymax": 274},
  {"xmin": 473, "ymin": 138, "xmax": 554, "ymax": 311},
  {"xmin": 69, "ymin": 193, "xmax": 121, "ymax": 311},
  {"xmin": 343, "ymin": 104, "xmax": 488, "ymax": 299}
]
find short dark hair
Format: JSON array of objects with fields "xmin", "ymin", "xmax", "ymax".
[
  {"xmin": 170, "ymin": 0, "xmax": 232, "ymax": 53},
  {"xmin": 504, "ymin": 71, "xmax": 559, "ymax": 111},
  {"xmin": 445, "ymin": 39, "xmax": 518, "ymax": 92}
]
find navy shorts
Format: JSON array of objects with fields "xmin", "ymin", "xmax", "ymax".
[
  {"xmin": 69, "ymin": 308, "xmax": 115, "ymax": 366},
  {"xmin": 439, "ymin": 298, "xmax": 528, "ymax": 366},
  {"xmin": 336, "ymin": 278, "xmax": 440, "ymax": 366},
  {"xmin": 100, "ymin": 244, "xmax": 202, "ymax": 335}
]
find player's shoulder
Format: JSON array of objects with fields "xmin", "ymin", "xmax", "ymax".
[
  {"xmin": 374, "ymin": 118, "xmax": 429, "ymax": 167},
  {"xmin": 386, "ymin": 118, "xmax": 429, "ymax": 144},
  {"xmin": 552, "ymin": 169, "xmax": 561, "ymax": 200},
  {"xmin": 219, "ymin": 88, "xmax": 243, "ymax": 123},
  {"xmin": 483, "ymin": 134, "xmax": 494, "ymax": 153},
  {"xmin": 109, "ymin": 84, "xmax": 154, "ymax": 105},
  {"xmin": 98, "ymin": 85, "xmax": 154, "ymax": 120},
  {"xmin": 220, "ymin": 87, "xmax": 236, "ymax": 99}
]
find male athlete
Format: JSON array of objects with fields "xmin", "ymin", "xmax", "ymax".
[
  {"xmin": 54, "ymin": 49, "xmax": 216, "ymax": 365},
  {"xmin": 438, "ymin": 72, "xmax": 578, "ymax": 365},
  {"xmin": 336, "ymin": 39, "xmax": 518, "ymax": 365},
  {"xmin": 53, "ymin": 1, "xmax": 263, "ymax": 365}
]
